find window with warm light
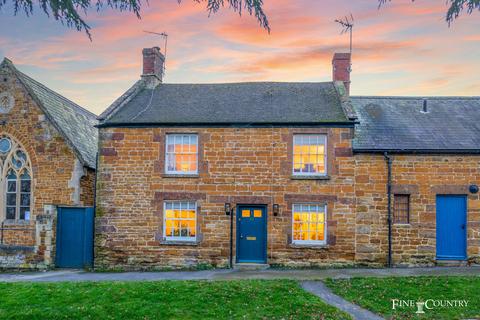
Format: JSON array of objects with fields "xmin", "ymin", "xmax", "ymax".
[
  {"xmin": 293, "ymin": 134, "xmax": 327, "ymax": 176},
  {"xmin": 164, "ymin": 201, "xmax": 197, "ymax": 242},
  {"xmin": 165, "ymin": 134, "xmax": 198, "ymax": 174},
  {"xmin": 292, "ymin": 204, "xmax": 327, "ymax": 245}
]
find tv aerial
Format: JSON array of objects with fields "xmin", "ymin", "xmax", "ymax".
[
  {"xmin": 143, "ymin": 31, "xmax": 168, "ymax": 78},
  {"xmin": 335, "ymin": 14, "xmax": 354, "ymax": 55}
]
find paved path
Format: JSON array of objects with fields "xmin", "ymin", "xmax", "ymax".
[
  {"xmin": 0, "ymin": 266, "xmax": 478, "ymax": 282},
  {"xmin": 302, "ymin": 281, "xmax": 384, "ymax": 320}
]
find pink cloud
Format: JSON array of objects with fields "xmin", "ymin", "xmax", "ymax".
[{"xmin": 1, "ymin": 0, "xmax": 478, "ymax": 113}]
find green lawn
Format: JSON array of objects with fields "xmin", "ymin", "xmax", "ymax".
[
  {"xmin": 0, "ymin": 280, "xmax": 350, "ymax": 320},
  {"xmin": 325, "ymin": 276, "xmax": 480, "ymax": 320}
]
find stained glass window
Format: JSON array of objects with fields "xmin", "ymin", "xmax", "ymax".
[
  {"xmin": 164, "ymin": 201, "xmax": 197, "ymax": 241},
  {"xmin": 292, "ymin": 204, "xmax": 327, "ymax": 245},
  {"xmin": 0, "ymin": 138, "xmax": 12, "ymax": 153},
  {"xmin": 165, "ymin": 134, "xmax": 198, "ymax": 174},
  {"xmin": 0, "ymin": 135, "xmax": 32, "ymax": 221},
  {"xmin": 293, "ymin": 135, "xmax": 327, "ymax": 176}
]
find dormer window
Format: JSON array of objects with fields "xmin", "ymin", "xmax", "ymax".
[
  {"xmin": 293, "ymin": 134, "xmax": 327, "ymax": 176},
  {"xmin": 165, "ymin": 134, "xmax": 198, "ymax": 175}
]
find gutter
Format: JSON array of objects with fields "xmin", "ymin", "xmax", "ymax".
[
  {"xmin": 354, "ymin": 149, "xmax": 480, "ymax": 155},
  {"xmin": 96, "ymin": 121, "xmax": 358, "ymax": 129},
  {"xmin": 384, "ymin": 152, "xmax": 393, "ymax": 268}
]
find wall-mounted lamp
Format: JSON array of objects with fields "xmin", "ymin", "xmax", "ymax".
[
  {"xmin": 469, "ymin": 185, "xmax": 479, "ymax": 194},
  {"xmin": 225, "ymin": 203, "xmax": 231, "ymax": 215},
  {"xmin": 273, "ymin": 204, "xmax": 280, "ymax": 216}
]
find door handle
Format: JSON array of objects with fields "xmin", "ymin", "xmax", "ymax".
[
  {"xmin": 461, "ymin": 224, "xmax": 466, "ymax": 230},
  {"xmin": 240, "ymin": 234, "xmax": 243, "ymax": 239}
]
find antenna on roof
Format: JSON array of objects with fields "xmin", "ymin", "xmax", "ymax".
[
  {"xmin": 143, "ymin": 30, "xmax": 168, "ymax": 78},
  {"xmin": 422, "ymin": 98, "xmax": 429, "ymax": 113},
  {"xmin": 335, "ymin": 14, "xmax": 354, "ymax": 55}
]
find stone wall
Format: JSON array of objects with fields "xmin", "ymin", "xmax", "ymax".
[
  {"xmin": 80, "ymin": 168, "xmax": 96, "ymax": 206},
  {"xmin": 96, "ymin": 125, "xmax": 480, "ymax": 270},
  {"xmin": 0, "ymin": 64, "xmax": 95, "ymax": 269},
  {"xmin": 355, "ymin": 154, "xmax": 480, "ymax": 266},
  {"xmin": 95, "ymin": 127, "xmax": 356, "ymax": 270},
  {"xmin": 0, "ymin": 205, "xmax": 57, "ymax": 269}
]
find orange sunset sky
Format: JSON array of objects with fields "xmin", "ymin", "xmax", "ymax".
[{"xmin": 0, "ymin": 0, "xmax": 479, "ymax": 114}]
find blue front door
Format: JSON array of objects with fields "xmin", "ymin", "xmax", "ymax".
[
  {"xmin": 56, "ymin": 207, "xmax": 94, "ymax": 268},
  {"xmin": 436, "ymin": 195, "xmax": 467, "ymax": 260},
  {"xmin": 236, "ymin": 205, "xmax": 267, "ymax": 263}
]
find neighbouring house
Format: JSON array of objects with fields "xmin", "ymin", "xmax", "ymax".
[
  {"xmin": 352, "ymin": 96, "xmax": 480, "ymax": 266},
  {"xmin": 95, "ymin": 47, "xmax": 480, "ymax": 270},
  {"xmin": 0, "ymin": 58, "xmax": 98, "ymax": 269}
]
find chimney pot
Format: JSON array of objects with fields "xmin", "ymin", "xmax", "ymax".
[
  {"xmin": 142, "ymin": 47, "xmax": 165, "ymax": 87},
  {"xmin": 332, "ymin": 52, "xmax": 351, "ymax": 96}
]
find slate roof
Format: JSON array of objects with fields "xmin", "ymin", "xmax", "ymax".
[
  {"xmin": 100, "ymin": 82, "xmax": 353, "ymax": 125},
  {"xmin": 351, "ymin": 96, "xmax": 480, "ymax": 153},
  {"xmin": 2, "ymin": 58, "xmax": 98, "ymax": 168}
]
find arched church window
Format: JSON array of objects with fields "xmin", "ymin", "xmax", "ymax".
[{"xmin": 0, "ymin": 135, "xmax": 32, "ymax": 221}]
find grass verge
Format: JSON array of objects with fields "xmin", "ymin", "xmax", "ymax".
[
  {"xmin": 0, "ymin": 279, "xmax": 351, "ymax": 319},
  {"xmin": 325, "ymin": 276, "xmax": 480, "ymax": 319}
]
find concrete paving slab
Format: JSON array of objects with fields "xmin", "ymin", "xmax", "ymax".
[
  {"xmin": 301, "ymin": 281, "xmax": 384, "ymax": 320},
  {"xmin": 0, "ymin": 266, "xmax": 478, "ymax": 282}
]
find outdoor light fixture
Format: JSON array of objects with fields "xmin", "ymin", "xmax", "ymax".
[
  {"xmin": 273, "ymin": 204, "xmax": 280, "ymax": 216},
  {"xmin": 469, "ymin": 185, "xmax": 479, "ymax": 194},
  {"xmin": 225, "ymin": 203, "xmax": 231, "ymax": 215}
]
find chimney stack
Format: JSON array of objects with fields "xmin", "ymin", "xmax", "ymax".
[
  {"xmin": 332, "ymin": 53, "xmax": 351, "ymax": 96},
  {"xmin": 142, "ymin": 47, "xmax": 165, "ymax": 87}
]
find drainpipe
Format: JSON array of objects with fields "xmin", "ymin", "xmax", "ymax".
[
  {"xmin": 229, "ymin": 206, "xmax": 234, "ymax": 269},
  {"xmin": 92, "ymin": 151, "xmax": 99, "ymax": 269},
  {"xmin": 384, "ymin": 152, "xmax": 393, "ymax": 268}
]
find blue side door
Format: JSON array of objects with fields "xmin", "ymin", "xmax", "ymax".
[
  {"xmin": 56, "ymin": 207, "xmax": 94, "ymax": 268},
  {"xmin": 236, "ymin": 205, "xmax": 267, "ymax": 263},
  {"xmin": 436, "ymin": 195, "xmax": 467, "ymax": 260}
]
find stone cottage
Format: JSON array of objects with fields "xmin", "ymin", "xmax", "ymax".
[
  {"xmin": 0, "ymin": 58, "xmax": 98, "ymax": 269},
  {"xmin": 95, "ymin": 47, "xmax": 479, "ymax": 270},
  {"xmin": 352, "ymin": 96, "xmax": 480, "ymax": 266}
]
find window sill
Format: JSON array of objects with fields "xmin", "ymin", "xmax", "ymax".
[
  {"xmin": 1, "ymin": 219, "xmax": 32, "ymax": 226},
  {"xmin": 393, "ymin": 223, "xmax": 411, "ymax": 227},
  {"xmin": 291, "ymin": 175, "xmax": 330, "ymax": 180},
  {"xmin": 162, "ymin": 174, "xmax": 199, "ymax": 179},
  {"xmin": 289, "ymin": 243, "xmax": 330, "ymax": 249},
  {"xmin": 0, "ymin": 244, "xmax": 34, "ymax": 253},
  {"xmin": 159, "ymin": 240, "xmax": 200, "ymax": 246}
]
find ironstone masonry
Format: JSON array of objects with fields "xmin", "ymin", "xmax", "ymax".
[
  {"xmin": 94, "ymin": 48, "xmax": 480, "ymax": 270},
  {"xmin": 0, "ymin": 58, "xmax": 97, "ymax": 269}
]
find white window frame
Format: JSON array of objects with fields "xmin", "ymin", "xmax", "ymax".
[
  {"xmin": 292, "ymin": 134, "xmax": 327, "ymax": 176},
  {"xmin": 292, "ymin": 203, "xmax": 327, "ymax": 245},
  {"xmin": 165, "ymin": 134, "xmax": 199, "ymax": 175},
  {"xmin": 163, "ymin": 200, "xmax": 197, "ymax": 242}
]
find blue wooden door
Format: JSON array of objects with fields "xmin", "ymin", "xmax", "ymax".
[
  {"xmin": 56, "ymin": 207, "xmax": 94, "ymax": 268},
  {"xmin": 236, "ymin": 205, "xmax": 267, "ymax": 263},
  {"xmin": 436, "ymin": 195, "xmax": 467, "ymax": 260}
]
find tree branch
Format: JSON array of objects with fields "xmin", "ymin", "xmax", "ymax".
[
  {"xmin": 378, "ymin": 0, "xmax": 479, "ymax": 24},
  {"xmin": 0, "ymin": 0, "xmax": 270, "ymax": 40}
]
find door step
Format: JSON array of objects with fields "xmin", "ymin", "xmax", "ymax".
[
  {"xmin": 234, "ymin": 263, "xmax": 270, "ymax": 271},
  {"xmin": 436, "ymin": 260, "xmax": 468, "ymax": 267}
]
